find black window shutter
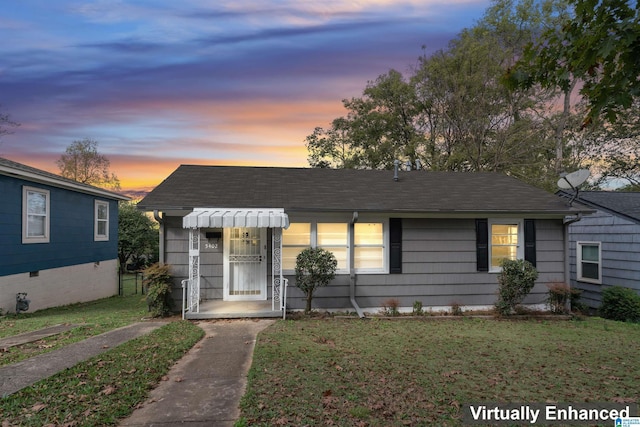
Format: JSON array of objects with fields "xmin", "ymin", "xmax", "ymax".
[
  {"xmin": 476, "ymin": 219, "xmax": 489, "ymax": 272},
  {"xmin": 524, "ymin": 219, "xmax": 536, "ymax": 267},
  {"xmin": 389, "ymin": 218, "xmax": 402, "ymax": 274}
]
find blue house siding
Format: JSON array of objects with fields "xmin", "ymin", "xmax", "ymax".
[{"xmin": 0, "ymin": 174, "xmax": 119, "ymax": 276}]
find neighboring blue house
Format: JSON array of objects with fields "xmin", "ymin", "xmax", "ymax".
[
  {"xmin": 0, "ymin": 157, "xmax": 129, "ymax": 314},
  {"xmin": 559, "ymin": 191, "xmax": 640, "ymax": 309}
]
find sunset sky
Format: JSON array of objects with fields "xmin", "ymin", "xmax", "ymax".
[{"xmin": 1, "ymin": 0, "xmax": 491, "ymax": 196}]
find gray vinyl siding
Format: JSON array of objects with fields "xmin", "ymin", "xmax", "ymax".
[
  {"xmin": 568, "ymin": 209, "xmax": 640, "ymax": 308},
  {"xmin": 164, "ymin": 216, "xmax": 190, "ymax": 302},
  {"xmin": 163, "ymin": 215, "xmax": 566, "ymax": 312},
  {"xmin": 164, "ymin": 216, "xmax": 274, "ymax": 306},
  {"xmin": 287, "ymin": 217, "xmax": 565, "ymax": 311},
  {"xmin": 164, "ymin": 216, "xmax": 226, "ymax": 302}
]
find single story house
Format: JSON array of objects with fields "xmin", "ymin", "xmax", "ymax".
[
  {"xmin": 138, "ymin": 165, "xmax": 591, "ymax": 318},
  {"xmin": 0, "ymin": 157, "xmax": 129, "ymax": 314},
  {"xmin": 558, "ymin": 190, "xmax": 640, "ymax": 309}
]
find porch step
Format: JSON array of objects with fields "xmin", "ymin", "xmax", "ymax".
[
  {"xmin": 185, "ymin": 310, "xmax": 283, "ymax": 320},
  {"xmin": 184, "ymin": 300, "xmax": 283, "ymax": 320}
]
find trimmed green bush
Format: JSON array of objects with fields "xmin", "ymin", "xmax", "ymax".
[
  {"xmin": 412, "ymin": 300, "xmax": 424, "ymax": 316},
  {"xmin": 600, "ymin": 286, "xmax": 640, "ymax": 323},
  {"xmin": 495, "ymin": 259, "xmax": 538, "ymax": 315},
  {"xmin": 143, "ymin": 263, "xmax": 175, "ymax": 317},
  {"xmin": 546, "ymin": 282, "xmax": 583, "ymax": 314},
  {"xmin": 295, "ymin": 247, "xmax": 337, "ymax": 313}
]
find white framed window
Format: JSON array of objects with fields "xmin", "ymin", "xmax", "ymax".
[
  {"xmin": 577, "ymin": 241, "xmax": 601, "ymax": 284},
  {"xmin": 22, "ymin": 186, "xmax": 50, "ymax": 244},
  {"xmin": 95, "ymin": 200, "xmax": 109, "ymax": 241},
  {"xmin": 282, "ymin": 223, "xmax": 311, "ymax": 270},
  {"xmin": 317, "ymin": 223, "xmax": 348, "ymax": 271},
  {"xmin": 489, "ymin": 219, "xmax": 523, "ymax": 271},
  {"xmin": 283, "ymin": 221, "xmax": 387, "ymax": 274},
  {"xmin": 354, "ymin": 222, "xmax": 386, "ymax": 272}
]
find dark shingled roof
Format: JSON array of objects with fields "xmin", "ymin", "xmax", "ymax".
[
  {"xmin": 570, "ymin": 191, "xmax": 640, "ymax": 224},
  {"xmin": 139, "ymin": 165, "xmax": 584, "ymax": 215}
]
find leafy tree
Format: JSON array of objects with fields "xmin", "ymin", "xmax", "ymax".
[
  {"xmin": 305, "ymin": 0, "xmax": 638, "ymax": 190},
  {"xmin": 510, "ymin": 0, "xmax": 640, "ymax": 124},
  {"xmin": 306, "ymin": 118, "xmax": 358, "ymax": 168},
  {"xmin": 294, "ymin": 248, "xmax": 337, "ymax": 313},
  {"xmin": 118, "ymin": 202, "xmax": 158, "ymax": 273},
  {"xmin": 413, "ymin": 0, "xmax": 593, "ymax": 186},
  {"xmin": 413, "ymin": 23, "xmax": 547, "ymax": 175},
  {"xmin": 576, "ymin": 105, "xmax": 640, "ymax": 188},
  {"xmin": 306, "ymin": 70, "xmax": 423, "ymax": 170},
  {"xmin": 305, "ymin": 0, "xmax": 570, "ymax": 190},
  {"xmin": 57, "ymin": 138, "xmax": 121, "ymax": 189}
]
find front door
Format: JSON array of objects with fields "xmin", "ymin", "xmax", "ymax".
[{"xmin": 223, "ymin": 227, "xmax": 267, "ymax": 300}]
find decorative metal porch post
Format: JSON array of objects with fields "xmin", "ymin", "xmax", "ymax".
[
  {"xmin": 272, "ymin": 227, "xmax": 284, "ymax": 311},
  {"xmin": 188, "ymin": 227, "xmax": 200, "ymax": 313}
]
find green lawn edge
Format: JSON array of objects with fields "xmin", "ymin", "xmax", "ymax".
[
  {"xmin": 0, "ymin": 320, "xmax": 204, "ymax": 426},
  {"xmin": 239, "ymin": 317, "xmax": 640, "ymax": 427}
]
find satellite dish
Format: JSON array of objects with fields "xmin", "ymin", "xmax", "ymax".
[
  {"xmin": 558, "ymin": 169, "xmax": 590, "ymax": 206},
  {"xmin": 558, "ymin": 169, "xmax": 590, "ymax": 190}
]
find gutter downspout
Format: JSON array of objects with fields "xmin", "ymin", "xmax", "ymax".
[
  {"xmin": 563, "ymin": 213, "xmax": 583, "ymax": 311},
  {"xmin": 350, "ymin": 211, "xmax": 365, "ymax": 318},
  {"xmin": 153, "ymin": 210, "xmax": 165, "ymax": 265}
]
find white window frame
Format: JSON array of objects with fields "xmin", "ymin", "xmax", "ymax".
[
  {"xmin": 316, "ymin": 222, "xmax": 349, "ymax": 274},
  {"xmin": 576, "ymin": 241, "xmax": 602, "ymax": 284},
  {"xmin": 94, "ymin": 200, "xmax": 109, "ymax": 241},
  {"xmin": 282, "ymin": 220, "xmax": 388, "ymax": 275},
  {"xmin": 281, "ymin": 222, "xmax": 311, "ymax": 271},
  {"xmin": 488, "ymin": 218, "xmax": 524, "ymax": 272},
  {"xmin": 354, "ymin": 221, "xmax": 388, "ymax": 274},
  {"xmin": 22, "ymin": 186, "xmax": 50, "ymax": 244}
]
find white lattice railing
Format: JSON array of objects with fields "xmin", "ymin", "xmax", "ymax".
[
  {"xmin": 181, "ymin": 278, "xmax": 199, "ymax": 319},
  {"xmin": 281, "ymin": 278, "xmax": 288, "ymax": 319},
  {"xmin": 273, "ymin": 276, "xmax": 289, "ymax": 308},
  {"xmin": 271, "ymin": 227, "xmax": 289, "ymax": 318}
]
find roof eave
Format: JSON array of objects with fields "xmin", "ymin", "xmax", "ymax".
[
  {"xmin": 141, "ymin": 204, "xmax": 592, "ymax": 218},
  {"xmin": 0, "ymin": 165, "xmax": 130, "ymax": 201}
]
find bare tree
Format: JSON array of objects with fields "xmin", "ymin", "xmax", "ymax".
[
  {"xmin": 57, "ymin": 138, "xmax": 121, "ymax": 190},
  {"xmin": 0, "ymin": 106, "xmax": 20, "ymax": 143}
]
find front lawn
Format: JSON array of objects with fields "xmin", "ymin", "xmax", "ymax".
[
  {"xmin": 0, "ymin": 321, "xmax": 203, "ymax": 426},
  {"xmin": 0, "ymin": 277, "xmax": 204, "ymax": 426},
  {"xmin": 239, "ymin": 317, "xmax": 640, "ymax": 426},
  {"xmin": 0, "ymin": 277, "xmax": 150, "ymax": 366}
]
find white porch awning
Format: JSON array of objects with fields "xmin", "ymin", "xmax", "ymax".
[{"xmin": 183, "ymin": 208, "xmax": 289, "ymax": 229}]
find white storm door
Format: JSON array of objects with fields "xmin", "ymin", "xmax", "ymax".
[{"xmin": 224, "ymin": 227, "xmax": 267, "ymax": 300}]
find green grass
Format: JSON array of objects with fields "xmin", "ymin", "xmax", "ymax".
[
  {"xmin": 0, "ymin": 276, "xmax": 151, "ymax": 366},
  {"xmin": 239, "ymin": 317, "xmax": 640, "ymax": 426},
  {"xmin": 0, "ymin": 321, "xmax": 204, "ymax": 426},
  {"xmin": 0, "ymin": 276, "xmax": 204, "ymax": 426}
]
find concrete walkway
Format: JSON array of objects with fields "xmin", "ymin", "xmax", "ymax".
[
  {"xmin": 0, "ymin": 319, "xmax": 273, "ymax": 425},
  {"xmin": 119, "ymin": 319, "xmax": 274, "ymax": 427},
  {"xmin": 0, "ymin": 321, "xmax": 168, "ymax": 396}
]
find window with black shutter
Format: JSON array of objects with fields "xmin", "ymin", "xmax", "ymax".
[
  {"xmin": 476, "ymin": 219, "xmax": 489, "ymax": 271},
  {"xmin": 389, "ymin": 218, "xmax": 402, "ymax": 274},
  {"xmin": 524, "ymin": 219, "xmax": 536, "ymax": 267},
  {"xmin": 477, "ymin": 218, "xmax": 535, "ymax": 272}
]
